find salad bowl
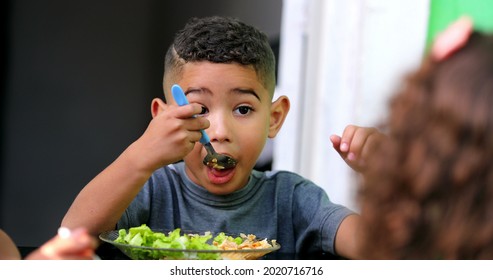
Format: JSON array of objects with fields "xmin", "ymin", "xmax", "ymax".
[{"xmin": 99, "ymin": 225, "xmax": 280, "ymax": 260}]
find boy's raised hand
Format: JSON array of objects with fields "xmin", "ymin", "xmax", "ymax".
[
  {"xmin": 62, "ymin": 94, "xmax": 210, "ymax": 234},
  {"xmin": 330, "ymin": 125, "xmax": 383, "ymax": 172},
  {"xmin": 131, "ymin": 97, "xmax": 209, "ymax": 172}
]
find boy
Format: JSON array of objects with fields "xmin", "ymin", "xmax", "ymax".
[{"xmin": 62, "ymin": 16, "xmax": 369, "ymax": 259}]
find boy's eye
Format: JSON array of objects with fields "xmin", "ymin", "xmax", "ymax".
[
  {"xmin": 234, "ymin": 105, "xmax": 253, "ymax": 115},
  {"xmin": 198, "ymin": 106, "xmax": 209, "ymax": 116}
]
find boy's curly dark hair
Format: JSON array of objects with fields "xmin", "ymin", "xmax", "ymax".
[
  {"xmin": 163, "ymin": 16, "xmax": 276, "ymax": 95},
  {"xmin": 358, "ymin": 32, "xmax": 493, "ymax": 259}
]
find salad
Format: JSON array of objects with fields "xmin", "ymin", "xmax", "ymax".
[{"xmin": 111, "ymin": 224, "xmax": 277, "ymax": 260}]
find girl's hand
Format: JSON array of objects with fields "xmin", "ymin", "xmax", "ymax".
[
  {"xmin": 330, "ymin": 125, "xmax": 384, "ymax": 172},
  {"xmin": 25, "ymin": 227, "xmax": 97, "ymax": 260}
]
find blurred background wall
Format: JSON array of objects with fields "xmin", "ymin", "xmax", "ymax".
[
  {"xmin": 274, "ymin": 0, "xmax": 429, "ymax": 211},
  {"xmin": 0, "ymin": 0, "xmax": 282, "ymax": 247}
]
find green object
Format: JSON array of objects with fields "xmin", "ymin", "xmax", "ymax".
[
  {"xmin": 115, "ymin": 225, "xmax": 221, "ymax": 260},
  {"xmin": 426, "ymin": 0, "xmax": 493, "ymax": 49},
  {"xmin": 113, "ymin": 224, "xmax": 258, "ymax": 260},
  {"xmin": 213, "ymin": 232, "xmax": 243, "ymax": 245}
]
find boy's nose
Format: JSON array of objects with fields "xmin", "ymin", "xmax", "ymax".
[{"xmin": 206, "ymin": 111, "xmax": 231, "ymax": 143}]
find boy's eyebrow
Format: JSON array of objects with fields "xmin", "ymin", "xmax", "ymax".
[
  {"xmin": 233, "ymin": 88, "xmax": 261, "ymax": 101},
  {"xmin": 185, "ymin": 87, "xmax": 261, "ymax": 101}
]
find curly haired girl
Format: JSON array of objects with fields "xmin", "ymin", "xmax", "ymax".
[{"xmin": 358, "ymin": 17, "xmax": 493, "ymax": 259}]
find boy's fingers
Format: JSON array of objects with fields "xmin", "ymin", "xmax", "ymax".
[
  {"xmin": 153, "ymin": 99, "xmax": 203, "ymax": 120},
  {"xmin": 185, "ymin": 115, "xmax": 210, "ymax": 131},
  {"xmin": 329, "ymin": 135, "xmax": 342, "ymax": 151},
  {"xmin": 340, "ymin": 125, "xmax": 357, "ymax": 153},
  {"xmin": 188, "ymin": 131, "xmax": 204, "ymax": 143},
  {"xmin": 173, "ymin": 103, "xmax": 204, "ymax": 119},
  {"xmin": 349, "ymin": 128, "xmax": 378, "ymax": 158},
  {"xmin": 360, "ymin": 130, "xmax": 383, "ymax": 162}
]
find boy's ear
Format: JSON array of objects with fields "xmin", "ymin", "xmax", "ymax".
[
  {"xmin": 151, "ymin": 98, "xmax": 167, "ymax": 118},
  {"xmin": 268, "ymin": 95, "xmax": 290, "ymax": 138}
]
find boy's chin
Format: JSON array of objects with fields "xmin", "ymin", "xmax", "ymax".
[{"xmin": 202, "ymin": 184, "xmax": 241, "ymax": 196}]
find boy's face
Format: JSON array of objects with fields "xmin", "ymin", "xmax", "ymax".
[{"xmin": 165, "ymin": 61, "xmax": 288, "ymax": 195}]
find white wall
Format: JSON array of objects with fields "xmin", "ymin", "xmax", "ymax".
[{"xmin": 274, "ymin": 0, "xmax": 429, "ymax": 211}]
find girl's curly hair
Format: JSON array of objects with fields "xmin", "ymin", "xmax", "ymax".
[{"xmin": 358, "ymin": 32, "xmax": 493, "ymax": 259}]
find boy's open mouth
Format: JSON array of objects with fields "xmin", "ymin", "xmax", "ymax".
[{"xmin": 207, "ymin": 165, "xmax": 236, "ymax": 184}]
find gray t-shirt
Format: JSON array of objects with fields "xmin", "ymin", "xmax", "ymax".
[{"xmin": 117, "ymin": 162, "xmax": 353, "ymax": 257}]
